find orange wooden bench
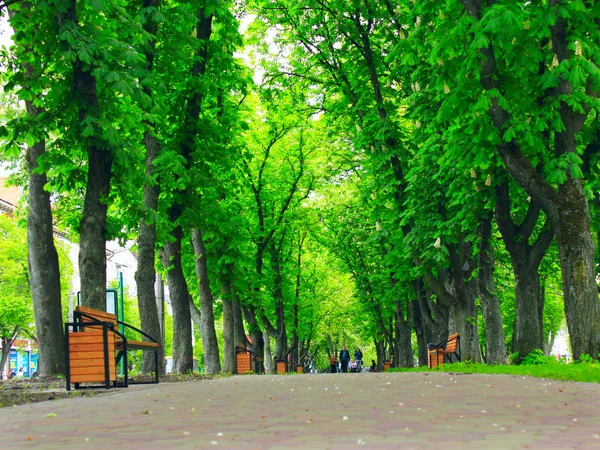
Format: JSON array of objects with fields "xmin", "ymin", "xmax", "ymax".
[
  {"xmin": 428, "ymin": 333, "xmax": 461, "ymax": 368},
  {"xmin": 65, "ymin": 306, "xmax": 159, "ymax": 390}
]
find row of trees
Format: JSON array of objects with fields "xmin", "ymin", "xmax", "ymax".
[{"xmin": 0, "ymin": 0, "xmax": 598, "ymax": 376}]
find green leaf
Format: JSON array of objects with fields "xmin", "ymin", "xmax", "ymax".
[
  {"xmin": 568, "ymin": 64, "xmax": 586, "ymax": 86},
  {"xmin": 81, "ymin": 124, "xmax": 95, "ymax": 137},
  {"xmin": 503, "ymin": 127, "xmax": 516, "ymax": 142}
]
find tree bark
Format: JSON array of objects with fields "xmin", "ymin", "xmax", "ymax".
[
  {"xmin": 437, "ymin": 243, "xmax": 483, "ymax": 363},
  {"xmin": 263, "ymin": 330, "xmax": 272, "ymax": 373},
  {"xmin": 241, "ymin": 304, "xmax": 264, "ymax": 360},
  {"xmin": 189, "ymin": 296, "xmax": 202, "ymax": 330},
  {"xmin": 78, "ymin": 141, "xmax": 112, "ymax": 311},
  {"xmin": 394, "ymin": 299, "xmax": 413, "ymax": 367},
  {"xmin": 27, "ymin": 135, "xmax": 66, "ymax": 377},
  {"xmin": 135, "ymin": 130, "xmax": 163, "ymax": 373},
  {"xmin": 409, "ymin": 296, "xmax": 427, "ymax": 367},
  {"xmin": 477, "ymin": 212, "xmax": 507, "ymax": 365},
  {"xmin": 221, "ymin": 284, "xmax": 235, "ymax": 374},
  {"xmin": 232, "ymin": 295, "xmax": 246, "ymax": 347},
  {"xmin": 162, "ymin": 225, "xmax": 193, "ymax": 373},
  {"xmin": 134, "ymin": 0, "xmax": 163, "ymax": 376},
  {"xmin": 220, "ymin": 265, "xmax": 236, "ymax": 373},
  {"xmin": 0, "ymin": 328, "xmax": 19, "ymax": 379},
  {"xmin": 495, "ymin": 178, "xmax": 553, "ymax": 361},
  {"xmin": 191, "ymin": 229, "xmax": 221, "ymax": 374}
]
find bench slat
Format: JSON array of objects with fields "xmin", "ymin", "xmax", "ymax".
[
  {"xmin": 70, "ymin": 374, "xmax": 116, "ymax": 383},
  {"xmin": 69, "ymin": 333, "xmax": 115, "ymax": 346},
  {"xmin": 69, "ymin": 351, "xmax": 112, "ymax": 360},
  {"xmin": 70, "ymin": 366, "xmax": 116, "ymax": 376},
  {"xmin": 76, "ymin": 306, "xmax": 117, "ymax": 322},
  {"xmin": 115, "ymin": 340, "xmax": 159, "ymax": 350},
  {"xmin": 69, "ymin": 358, "xmax": 116, "ymax": 368},
  {"xmin": 69, "ymin": 343, "xmax": 115, "ymax": 353}
]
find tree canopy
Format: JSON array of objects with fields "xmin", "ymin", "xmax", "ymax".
[{"xmin": 1, "ymin": 0, "xmax": 599, "ymax": 376}]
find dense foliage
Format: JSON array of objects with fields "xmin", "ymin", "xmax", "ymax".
[{"xmin": 1, "ymin": 0, "xmax": 599, "ymax": 376}]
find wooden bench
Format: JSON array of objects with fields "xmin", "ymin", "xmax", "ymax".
[
  {"xmin": 65, "ymin": 306, "xmax": 159, "ymax": 390},
  {"xmin": 427, "ymin": 333, "xmax": 461, "ymax": 368},
  {"xmin": 235, "ymin": 344, "xmax": 263, "ymax": 374}
]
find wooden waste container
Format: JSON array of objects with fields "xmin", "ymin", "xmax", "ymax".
[{"xmin": 276, "ymin": 360, "xmax": 287, "ymax": 374}]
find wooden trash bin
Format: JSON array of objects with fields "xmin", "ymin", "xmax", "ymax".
[
  {"xmin": 237, "ymin": 351, "xmax": 254, "ymax": 374},
  {"xmin": 66, "ymin": 329, "xmax": 116, "ymax": 389},
  {"xmin": 428, "ymin": 349, "xmax": 445, "ymax": 368},
  {"xmin": 276, "ymin": 360, "xmax": 287, "ymax": 374},
  {"xmin": 383, "ymin": 361, "xmax": 391, "ymax": 372},
  {"xmin": 296, "ymin": 365, "xmax": 303, "ymax": 374}
]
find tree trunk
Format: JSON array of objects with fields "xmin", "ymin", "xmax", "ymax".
[
  {"xmin": 135, "ymin": 131, "xmax": 163, "ymax": 374},
  {"xmin": 495, "ymin": 178, "xmax": 553, "ymax": 362},
  {"xmin": 78, "ymin": 143, "xmax": 112, "ymax": 311},
  {"xmin": 156, "ymin": 273, "xmax": 165, "ymax": 348},
  {"xmin": 417, "ymin": 277, "xmax": 450, "ymax": 349},
  {"xmin": 375, "ymin": 339, "xmax": 385, "ymax": 371},
  {"xmin": 232, "ymin": 296, "xmax": 246, "ymax": 347},
  {"xmin": 444, "ymin": 249, "xmax": 483, "ymax": 363},
  {"xmin": 263, "ymin": 331, "xmax": 273, "ymax": 374},
  {"xmin": 220, "ymin": 270, "xmax": 235, "ymax": 374},
  {"xmin": 189, "ymin": 297, "xmax": 202, "ymax": 330},
  {"xmin": 241, "ymin": 304, "xmax": 264, "ymax": 360},
  {"xmin": 0, "ymin": 330, "xmax": 19, "ymax": 380},
  {"xmin": 191, "ymin": 229, "xmax": 221, "ymax": 374},
  {"xmin": 394, "ymin": 299, "xmax": 413, "ymax": 367},
  {"xmin": 134, "ymin": 0, "xmax": 163, "ymax": 376},
  {"xmin": 162, "ymin": 225, "xmax": 193, "ymax": 373},
  {"xmin": 511, "ymin": 258, "xmax": 544, "ymax": 359},
  {"xmin": 273, "ymin": 310, "xmax": 288, "ymax": 362},
  {"xmin": 555, "ymin": 196, "xmax": 599, "ymax": 360},
  {"xmin": 26, "ymin": 118, "xmax": 65, "ymax": 377},
  {"xmin": 409, "ymin": 297, "xmax": 428, "ymax": 367},
  {"xmin": 478, "ymin": 213, "xmax": 507, "ymax": 365},
  {"xmin": 450, "ymin": 294, "xmax": 482, "ymax": 363}
]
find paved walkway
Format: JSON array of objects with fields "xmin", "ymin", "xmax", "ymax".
[{"xmin": 1, "ymin": 372, "xmax": 600, "ymax": 449}]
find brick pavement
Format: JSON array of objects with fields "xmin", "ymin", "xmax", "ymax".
[{"xmin": 1, "ymin": 372, "xmax": 600, "ymax": 449}]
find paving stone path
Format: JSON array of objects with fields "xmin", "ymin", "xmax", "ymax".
[{"xmin": 1, "ymin": 372, "xmax": 600, "ymax": 449}]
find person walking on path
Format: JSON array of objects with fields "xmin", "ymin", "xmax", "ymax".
[
  {"xmin": 354, "ymin": 348, "xmax": 363, "ymax": 371},
  {"xmin": 339, "ymin": 345, "xmax": 350, "ymax": 373},
  {"xmin": 329, "ymin": 354, "xmax": 338, "ymax": 373}
]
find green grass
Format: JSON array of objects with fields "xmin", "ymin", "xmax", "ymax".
[{"xmin": 390, "ymin": 359, "xmax": 600, "ymax": 383}]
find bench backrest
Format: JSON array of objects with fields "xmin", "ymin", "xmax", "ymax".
[
  {"xmin": 75, "ymin": 306, "xmax": 117, "ymax": 331},
  {"xmin": 445, "ymin": 333, "xmax": 460, "ymax": 353}
]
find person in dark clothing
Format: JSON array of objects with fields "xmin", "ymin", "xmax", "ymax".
[
  {"xmin": 329, "ymin": 354, "xmax": 338, "ymax": 373},
  {"xmin": 354, "ymin": 348, "xmax": 363, "ymax": 371},
  {"xmin": 339, "ymin": 345, "xmax": 350, "ymax": 373},
  {"xmin": 370, "ymin": 359, "xmax": 376, "ymax": 372}
]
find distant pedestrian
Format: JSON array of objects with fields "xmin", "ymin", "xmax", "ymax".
[
  {"xmin": 339, "ymin": 345, "xmax": 350, "ymax": 373},
  {"xmin": 370, "ymin": 360, "xmax": 376, "ymax": 372},
  {"xmin": 329, "ymin": 354, "xmax": 338, "ymax": 373},
  {"xmin": 354, "ymin": 348, "xmax": 363, "ymax": 371},
  {"xmin": 16, "ymin": 367, "xmax": 24, "ymax": 378}
]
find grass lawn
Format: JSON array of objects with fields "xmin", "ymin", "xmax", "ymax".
[{"xmin": 391, "ymin": 355, "xmax": 600, "ymax": 383}]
